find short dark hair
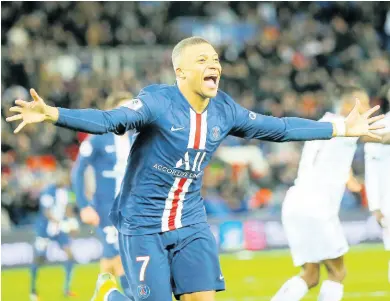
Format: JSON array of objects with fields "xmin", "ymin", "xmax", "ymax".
[
  {"xmin": 171, "ymin": 36, "xmax": 211, "ymax": 70},
  {"xmin": 105, "ymin": 91, "xmax": 133, "ymax": 110}
]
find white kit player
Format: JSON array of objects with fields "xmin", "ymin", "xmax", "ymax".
[
  {"xmin": 365, "ymin": 84, "xmax": 390, "ymax": 282},
  {"xmin": 271, "ymin": 86, "xmax": 386, "ymax": 301}
]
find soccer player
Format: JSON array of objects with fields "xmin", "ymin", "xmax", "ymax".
[
  {"xmin": 72, "ymin": 92, "xmax": 135, "ymax": 298},
  {"xmin": 30, "ymin": 169, "xmax": 79, "ymax": 301},
  {"xmin": 365, "ymin": 84, "xmax": 390, "ymax": 282},
  {"xmin": 271, "ymin": 86, "xmax": 387, "ymax": 301},
  {"xmin": 7, "ymin": 37, "xmax": 385, "ymax": 301}
]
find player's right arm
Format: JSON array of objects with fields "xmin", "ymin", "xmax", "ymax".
[
  {"xmin": 71, "ymin": 136, "xmax": 100, "ymax": 226},
  {"xmin": 6, "ymin": 88, "xmax": 162, "ymax": 135}
]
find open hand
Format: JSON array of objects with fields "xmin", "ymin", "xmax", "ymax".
[
  {"xmin": 345, "ymin": 99, "xmax": 385, "ymax": 139},
  {"xmin": 6, "ymin": 89, "xmax": 57, "ymax": 133}
]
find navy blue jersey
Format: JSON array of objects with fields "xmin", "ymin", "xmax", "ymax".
[
  {"xmin": 56, "ymin": 84, "xmax": 333, "ymax": 235},
  {"xmin": 71, "ymin": 132, "xmax": 134, "ymax": 221}
]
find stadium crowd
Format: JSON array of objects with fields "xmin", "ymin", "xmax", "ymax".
[{"xmin": 1, "ymin": 2, "xmax": 390, "ymax": 228}]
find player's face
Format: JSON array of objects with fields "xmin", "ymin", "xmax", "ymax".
[{"xmin": 180, "ymin": 43, "xmax": 222, "ymax": 98}]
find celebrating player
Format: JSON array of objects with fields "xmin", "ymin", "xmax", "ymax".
[
  {"xmin": 271, "ymin": 86, "xmax": 388, "ymax": 301},
  {"xmin": 30, "ymin": 169, "xmax": 79, "ymax": 301},
  {"xmin": 364, "ymin": 84, "xmax": 390, "ymax": 283},
  {"xmin": 72, "ymin": 92, "xmax": 135, "ymax": 299},
  {"xmin": 7, "ymin": 37, "xmax": 385, "ymax": 301}
]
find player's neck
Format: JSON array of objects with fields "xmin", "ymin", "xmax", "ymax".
[{"xmin": 178, "ymin": 83, "xmax": 209, "ymax": 114}]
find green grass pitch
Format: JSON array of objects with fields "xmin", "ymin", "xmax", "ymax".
[{"xmin": 2, "ymin": 244, "xmax": 389, "ymax": 301}]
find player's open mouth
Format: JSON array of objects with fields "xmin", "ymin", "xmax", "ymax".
[{"xmin": 203, "ymin": 75, "xmax": 218, "ymax": 89}]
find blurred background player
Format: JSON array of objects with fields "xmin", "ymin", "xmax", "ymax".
[
  {"xmin": 365, "ymin": 83, "xmax": 390, "ymax": 282},
  {"xmin": 271, "ymin": 86, "xmax": 380, "ymax": 301},
  {"xmin": 72, "ymin": 92, "xmax": 135, "ymax": 299},
  {"xmin": 30, "ymin": 167, "xmax": 79, "ymax": 301}
]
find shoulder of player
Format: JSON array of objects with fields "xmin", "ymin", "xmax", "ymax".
[{"xmin": 138, "ymin": 84, "xmax": 174, "ymax": 107}]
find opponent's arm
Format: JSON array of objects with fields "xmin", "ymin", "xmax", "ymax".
[
  {"xmin": 230, "ymin": 98, "xmax": 385, "ymax": 142},
  {"xmin": 6, "ymin": 89, "xmax": 156, "ymax": 135}
]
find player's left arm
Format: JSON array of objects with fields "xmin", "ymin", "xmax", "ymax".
[{"xmin": 229, "ymin": 98, "xmax": 385, "ymax": 142}]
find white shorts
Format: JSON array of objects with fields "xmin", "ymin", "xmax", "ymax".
[
  {"xmin": 382, "ymin": 216, "xmax": 390, "ymax": 251},
  {"xmin": 282, "ymin": 204, "xmax": 349, "ymax": 267},
  {"xmin": 365, "ymin": 155, "xmax": 390, "ymax": 213}
]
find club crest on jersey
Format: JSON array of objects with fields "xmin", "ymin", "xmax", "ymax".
[
  {"xmin": 249, "ymin": 111, "xmax": 257, "ymax": 120},
  {"xmin": 137, "ymin": 284, "xmax": 151, "ymax": 299},
  {"xmin": 122, "ymin": 98, "xmax": 143, "ymax": 111},
  {"xmin": 211, "ymin": 126, "xmax": 221, "ymax": 141}
]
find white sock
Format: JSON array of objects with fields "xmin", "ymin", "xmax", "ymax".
[
  {"xmin": 318, "ymin": 280, "xmax": 343, "ymax": 301},
  {"xmin": 271, "ymin": 276, "xmax": 309, "ymax": 301}
]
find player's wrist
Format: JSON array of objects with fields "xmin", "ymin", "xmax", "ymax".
[
  {"xmin": 44, "ymin": 105, "xmax": 59, "ymax": 123},
  {"xmin": 331, "ymin": 120, "xmax": 346, "ymax": 137}
]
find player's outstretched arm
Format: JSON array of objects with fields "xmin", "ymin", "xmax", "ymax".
[
  {"xmin": 230, "ymin": 98, "xmax": 385, "ymax": 142},
  {"xmin": 6, "ymin": 88, "xmax": 144, "ymax": 135}
]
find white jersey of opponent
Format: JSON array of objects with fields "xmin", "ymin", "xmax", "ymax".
[
  {"xmin": 365, "ymin": 112, "xmax": 390, "ymax": 214},
  {"xmin": 285, "ymin": 112, "xmax": 358, "ymax": 216}
]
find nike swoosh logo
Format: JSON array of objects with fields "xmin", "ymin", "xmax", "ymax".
[
  {"xmin": 219, "ymin": 274, "xmax": 224, "ymax": 280},
  {"xmin": 171, "ymin": 126, "xmax": 185, "ymax": 132}
]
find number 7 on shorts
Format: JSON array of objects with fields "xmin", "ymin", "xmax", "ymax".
[{"xmin": 136, "ymin": 256, "xmax": 150, "ymax": 281}]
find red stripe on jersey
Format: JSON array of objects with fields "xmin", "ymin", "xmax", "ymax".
[
  {"xmin": 168, "ymin": 178, "xmax": 187, "ymax": 230},
  {"xmin": 193, "ymin": 113, "xmax": 202, "ymax": 149}
]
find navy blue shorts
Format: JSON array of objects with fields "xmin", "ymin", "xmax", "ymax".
[
  {"xmin": 96, "ymin": 221, "xmax": 120, "ymax": 259},
  {"xmin": 119, "ymin": 222, "xmax": 225, "ymax": 301}
]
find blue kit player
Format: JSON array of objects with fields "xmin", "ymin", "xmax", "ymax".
[
  {"xmin": 30, "ymin": 169, "xmax": 79, "ymax": 301},
  {"xmin": 7, "ymin": 37, "xmax": 385, "ymax": 301},
  {"xmin": 72, "ymin": 92, "xmax": 135, "ymax": 299}
]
